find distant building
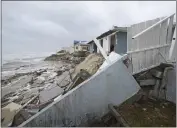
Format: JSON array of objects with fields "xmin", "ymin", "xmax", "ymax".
[
  {"xmin": 74, "ymin": 43, "xmax": 89, "ymax": 52},
  {"xmin": 88, "ymin": 26, "xmax": 127, "ymax": 55},
  {"xmin": 87, "ymin": 40, "xmax": 97, "ymax": 53},
  {"xmin": 73, "ymin": 40, "xmax": 87, "ymax": 45}
]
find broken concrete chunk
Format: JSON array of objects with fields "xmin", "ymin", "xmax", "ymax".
[
  {"xmin": 150, "ymin": 70, "xmax": 163, "ymax": 79},
  {"xmin": 39, "ymin": 85, "xmax": 64, "ymax": 103},
  {"xmin": 12, "ymin": 109, "xmax": 32, "ymax": 126},
  {"xmin": 72, "ymin": 53, "xmax": 104, "ymax": 78},
  {"xmin": 149, "ymin": 79, "xmax": 161, "ymax": 98},
  {"xmin": 56, "ymin": 70, "xmax": 63, "ymax": 76},
  {"xmin": 1, "ymin": 102, "xmax": 22, "ymax": 127},
  {"xmin": 64, "ymin": 69, "xmax": 91, "ymax": 94},
  {"xmin": 139, "ymin": 79, "xmax": 156, "ymax": 86}
]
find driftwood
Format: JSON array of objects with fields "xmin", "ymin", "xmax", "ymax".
[{"xmin": 108, "ymin": 104, "xmax": 129, "ymax": 127}]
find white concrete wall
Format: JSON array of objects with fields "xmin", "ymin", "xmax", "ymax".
[
  {"xmin": 97, "ymin": 37, "xmax": 110, "ymax": 54},
  {"xmin": 166, "ymin": 64, "xmax": 176, "ymax": 104},
  {"xmin": 88, "ymin": 43, "xmax": 94, "ymax": 53},
  {"xmin": 103, "ymin": 37, "xmax": 109, "ymax": 54},
  {"xmin": 20, "ymin": 59, "xmax": 140, "ymax": 127}
]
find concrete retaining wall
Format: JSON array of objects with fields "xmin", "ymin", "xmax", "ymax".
[
  {"xmin": 166, "ymin": 64, "xmax": 176, "ymax": 104},
  {"xmin": 20, "ymin": 59, "xmax": 140, "ymax": 127}
]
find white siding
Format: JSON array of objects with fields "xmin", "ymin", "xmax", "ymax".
[
  {"xmin": 127, "ymin": 15, "xmax": 175, "ymax": 74},
  {"xmin": 97, "ymin": 36, "xmax": 110, "ymax": 55}
]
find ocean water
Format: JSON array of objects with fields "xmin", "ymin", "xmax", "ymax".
[{"xmin": 1, "ymin": 52, "xmax": 58, "ymax": 79}]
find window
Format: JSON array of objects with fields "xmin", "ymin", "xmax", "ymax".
[
  {"xmin": 75, "ymin": 46, "xmax": 78, "ymax": 49},
  {"xmin": 82, "ymin": 46, "xmax": 87, "ymax": 50}
]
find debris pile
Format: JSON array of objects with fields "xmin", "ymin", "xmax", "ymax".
[
  {"xmin": 59, "ymin": 53, "xmax": 104, "ymax": 94},
  {"xmin": 88, "ymin": 62, "xmax": 176, "ymax": 127},
  {"xmin": 44, "ymin": 51, "xmax": 89, "ymax": 65},
  {"xmin": 1, "ymin": 64, "xmax": 72, "ymax": 126},
  {"xmin": 71, "ymin": 53, "xmax": 104, "ymax": 78},
  {"xmin": 134, "ymin": 63, "xmax": 175, "ymax": 101},
  {"xmin": 2, "ymin": 47, "xmax": 175, "ymax": 127},
  {"xmin": 1, "ymin": 53, "xmax": 105, "ymax": 127}
]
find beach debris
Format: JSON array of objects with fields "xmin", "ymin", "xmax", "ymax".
[
  {"xmin": 12, "ymin": 109, "xmax": 32, "ymax": 126},
  {"xmin": 150, "ymin": 70, "xmax": 163, "ymax": 79},
  {"xmin": 44, "ymin": 52, "xmax": 87, "ymax": 65},
  {"xmin": 139, "ymin": 79, "xmax": 156, "ymax": 87},
  {"xmin": 108, "ymin": 104, "xmax": 129, "ymax": 127},
  {"xmin": 71, "ymin": 53, "xmax": 104, "ymax": 78},
  {"xmin": 1, "ymin": 102, "xmax": 22, "ymax": 127},
  {"xmin": 39, "ymin": 84, "xmax": 64, "ymax": 104},
  {"xmin": 64, "ymin": 69, "xmax": 91, "ymax": 94},
  {"xmin": 56, "ymin": 70, "xmax": 63, "ymax": 76}
]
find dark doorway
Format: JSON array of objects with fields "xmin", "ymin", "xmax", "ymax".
[
  {"xmin": 110, "ymin": 35, "xmax": 116, "ymax": 52},
  {"xmin": 100, "ymin": 39, "xmax": 103, "ymax": 47},
  {"xmin": 93, "ymin": 43, "xmax": 97, "ymax": 53}
]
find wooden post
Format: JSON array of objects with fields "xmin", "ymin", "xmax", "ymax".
[
  {"xmin": 108, "ymin": 104, "xmax": 129, "ymax": 127},
  {"xmin": 93, "ymin": 38, "xmax": 111, "ymax": 64}
]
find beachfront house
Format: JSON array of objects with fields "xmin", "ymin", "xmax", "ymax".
[
  {"xmin": 74, "ymin": 43, "xmax": 89, "ymax": 52},
  {"xmin": 88, "ymin": 26, "xmax": 127, "ymax": 55}
]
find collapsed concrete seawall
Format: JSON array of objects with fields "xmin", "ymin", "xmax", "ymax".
[
  {"xmin": 20, "ymin": 58, "xmax": 140, "ymax": 127},
  {"xmin": 166, "ymin": 64, "xmax": 176, "ymax": 104}
]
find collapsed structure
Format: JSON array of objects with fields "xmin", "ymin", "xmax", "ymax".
[{"xmin": 2, "ymin": 14, "xmax": 176, "ymax": 127}]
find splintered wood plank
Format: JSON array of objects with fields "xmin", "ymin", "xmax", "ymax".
[{"xmin": 108, "ymin": 104, "xmax": 129, "ymax": 127}]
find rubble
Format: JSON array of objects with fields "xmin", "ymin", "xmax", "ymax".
[
  {"xmin": 19, "ymin": 52, "xmax": 141, "ymax": 127},
  {"xmin": 1, "ymin": 102, "xmax": 22, "ymax": 127},
  {"xmin": 150, "ymin": 70, "xmax": 163, "ymax": 79},
  {"xmin": 44, "ymin": 51, "xmax": 87, "ymax": 65},
  {"xmin": 1, "ymin": 53, "xmax": 92, "ymax": 126},
  {"xmin": 12, "ymin": 109, "xmax": 32, "ymax": 126},
  {"xmin": 39, "ymin": 84, "xmax": 64, "ymax": 103},
  {"xmin": 64, "ymin": 69, "xmax": 91, "ymax": 94},
  {"xmin": 139, "ymin": 79, "xmax": 156, "ymax": 87},
  {"xmin": 2, "ymin": 44, "xmax": 176, "ymax": 127},
  {"xmin": 71, "ymin": 53, "xmax": 104, "ymax": 78},
  {"xmin": 88, "ymin": 61, "xmax": 176, "ymax": 127}
]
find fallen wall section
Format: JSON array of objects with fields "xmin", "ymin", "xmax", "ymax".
[
  {"xmin": 166, "ymin": 64, "xmax": 176, "ymax": 104},
  {"xmin": 20, "ymin": 58, "xmax": 140, "ymax": 127}
]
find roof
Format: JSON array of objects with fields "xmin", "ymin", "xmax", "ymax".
[
  {"xmin": 96, "ymin": 27, "xmax": 127, "ymax": 40},
  {"xmin": 87, "ymin": 27, "xmax": 127, "ymax": 44},
  {"xmin": 87, "ymin": 40, "xmax": 94, "ymax": 44}
]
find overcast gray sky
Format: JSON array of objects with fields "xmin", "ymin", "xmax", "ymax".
[{"xmin": 2, "ymin": 1, "xmax": 176, "ymax": 58}]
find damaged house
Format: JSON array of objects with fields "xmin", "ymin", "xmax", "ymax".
[
  {"xmin": 88, "ymin": 26, "xmax": 127, "ymax": 55},
  {"xmin": 10, "ymin": 14, "xmax": 176, "ymax": 127},
  {"xmin": 73, "ymin": 40, "xmax": 89, "ymax": 52},
  {"xmin": 74, "ymin": 43, "xmax": 89, "ymax": 52}
]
